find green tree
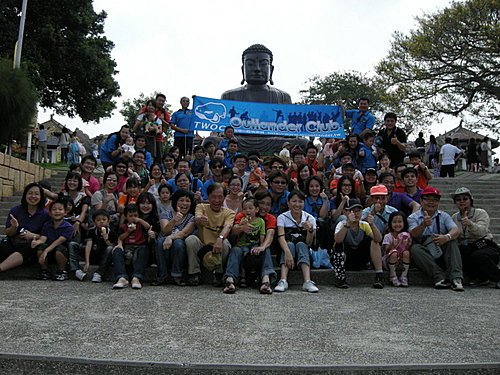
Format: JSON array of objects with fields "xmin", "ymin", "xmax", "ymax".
[
  {"xmin": 0, "ymin": 59, "xmax": 37, "ymax": 145},
  {"xmin": 377, "ymin": 0, "xmax": 500, "ymax": 132},
  {"xmin": 0, "ymin": 0, "xmax": 120, "ymax": 123}
]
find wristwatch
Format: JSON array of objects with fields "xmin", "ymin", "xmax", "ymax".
[{"xmin": 218, "ymin": 235, "xmax": 224, "ymax": 240}]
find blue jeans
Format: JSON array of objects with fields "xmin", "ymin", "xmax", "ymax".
[
  {"xmin": 279, "ymin": 242, "xmax": 310, "ymax": 266},
  {"xmin": 112, "ymin": 245, "xmax": 149, "ymax": 281},
  {"xmin": 155, "ymin": 237, "xmax": 187, "ymax": 281},
  {"xmin": 225, "ymin": 246, "xmax": 276, "ymax": 279}
]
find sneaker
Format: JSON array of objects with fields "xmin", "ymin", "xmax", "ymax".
[
  {"xmin": 36, "ymin": 270, "xmax": 51, "ymax": 280},
  {"xmin": 131, "ymin": 277, "xmax": 142, "ymax": 289},
  {"xmin": 75, "ymin": 269, "xmax": 86, "ymax": 281},
  {"xmin": 187, "ymin": 274, "xmax": 200, "ymax": 286},
  {"xmin": 451, "ymin": 278, "xmax": 464, "ymax": 292},
  {"xmin": 389, "ymin": 275, "xmax": 401, "ymax": 287},
  {"xmin": 399, "ymin": 276, "xmax": 409, "ymax": 287},
  {"xmin": 213, "ymin": 272, "xmax": 223, "ymax": 287},
  {"xmin": 54, "ymin": 270, "xmax": 69, "ymax": 281},
  {"xmin": 302, "ymin": 280, "xmax": 319, "ymax": 293},
  {"xmin": 334, "ymin": 278, "xmax": 349, "ymax": 289},
  {"xmin": 112, "ymin": 277, "xmax": 129, "ymax": 289},
  {"xmin": 373, "ymin": 274, "xmax": 384, "ymax": 289},
  {"xmin": 434, "ymin": 279, "xmax": 451, "ymax": 289},
  {"xmin": 91, "ymin": 273, "xmax": 102, "ymax": 283},
  {"xmin": 274, "ymin": 279, "xmax": 288, "ymax": 293}
]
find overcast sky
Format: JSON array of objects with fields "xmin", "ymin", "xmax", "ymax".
[{"xmin": 38, "ymin": 0, "xmax": 456, "ymax": 139}]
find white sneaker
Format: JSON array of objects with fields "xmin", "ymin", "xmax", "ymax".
[
  {"xmin": 451, "ymin": 278, "xmax": 464, "ymax": 292},
  {"xmin": 75, "ymin": 269, "xmax": 86, "ymax": 281},
  {"xmin": 274, "ymin": 279, "xmax": 288, "ymax": 293},
  {"xmin": 302, "ymin": 280, "xmax": 319, "ymax": 293},
  {"xmin": 131, "ymin": 277, "xmax": 142, "ymax": 289},
  {"xmin": 112, "ymin": 277, "xmax": 129, "ymax": 289},
  {"xmin": 91, "ymin": 273, "xmax": 102, "ymax": 283}
]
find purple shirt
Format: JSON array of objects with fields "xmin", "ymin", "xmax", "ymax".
[
  {"xmin": 388, "ymin": 192, "xmax": 415, "ymax": 212},
  {"xmin": 41, "ymin": 220, "xmax": 74, "ymax": 244},
  {"xmin": 405, "ymin": 188, "xmax": 423, "ymax": 204},
  {"xmin": 6, "ymin": 205, "xmax": 50, "ymax": 235}
]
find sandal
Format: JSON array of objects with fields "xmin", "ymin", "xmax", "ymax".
[
  {"xmin": 173, "ymin": 277, "xmax": 186, "ymax": 286},
  {"xmin": 223, "ymin": 281, "xmax": 236, "ymax": 294},
  {"xmin": 259, "ymin": 281, "xmax": 273, "ymax": 295}
]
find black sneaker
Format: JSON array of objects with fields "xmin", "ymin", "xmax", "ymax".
[
  {"xmin": 334, "ymin": 278, "xmax": 349, "ymax": 289},
  {"xmin": 36, "ymin": 270, "xmax": 51, "ymax": 280},
  {"xmin": 373, "ymin": 274, "xmax": 384, "ymax": 289},
  {"xmin": 213, "ymin": 272, "xmax": 223, "ymax": 287},
  {"xmin": 187, "ymin": 274, "xmax": 200, "ymax": 286},
  {"xmin": 53, "ymin": 270, "xmax": 69, "ymax": 281}
]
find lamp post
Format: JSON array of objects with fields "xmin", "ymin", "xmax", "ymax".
[{"xmin": 13, "ymin": 0, "xmax": 33, "ymax": 162}]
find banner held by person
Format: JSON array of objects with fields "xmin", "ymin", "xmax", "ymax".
[{"xmin": 190, "ymin": 96, "xmax": 345, "ymax": 138}]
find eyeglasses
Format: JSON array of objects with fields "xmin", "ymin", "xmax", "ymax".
[
  {"xmin": 106, "ymin": 178, "xmax": 117, "ymax": 182},
  {"xmin": 272, "ymin": 165, "xmax": 285, "ymax": 170},
  {"xmin": 272, "ymin": 180, "xmax": 287, "ymax": 185}
]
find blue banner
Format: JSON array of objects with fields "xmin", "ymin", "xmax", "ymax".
[{"xmin": 190, "ymin": 96, "xmax": 345, "ymax": 138}]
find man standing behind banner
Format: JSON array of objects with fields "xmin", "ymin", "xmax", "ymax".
[
  {"xmin": 343, "ymin": 97, "xmax": 376, "ymax": 135},
  {"xmin": 170, "ymin": 97, "xmax": 194, "ymax": 157}
]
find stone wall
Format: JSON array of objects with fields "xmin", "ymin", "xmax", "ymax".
[{"xmin": 0, "ymin": 153, "xmax": 51, "ymax": 198}]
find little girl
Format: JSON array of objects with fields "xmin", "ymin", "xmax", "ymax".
[
  {"xmin": 382, "ymin": 211, "xmax": 411, "ymax": 287},
  {"xmin": 156, "ymin": 183, "xmax": 173, "ymax": 216}
]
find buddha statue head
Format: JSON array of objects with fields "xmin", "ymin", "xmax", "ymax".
[{"xmin": 240, "ymin": 44, "xmax": 274, "ymax": 86}]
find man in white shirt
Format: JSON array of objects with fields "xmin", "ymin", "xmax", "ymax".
[{"xmin": 439, "ymin": 137, "xmax": 463, "ymax": 177}]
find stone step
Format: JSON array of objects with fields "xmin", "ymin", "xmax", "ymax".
[
  {"xmin": 0, "ymin": 263, "xmax": 434, "ymax": 287},
  {"xmin": 0, "ymin": 354, "xmax": 498, "ymax": 375}
]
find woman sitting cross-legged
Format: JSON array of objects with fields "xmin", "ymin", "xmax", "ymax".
[
  {"xmin": 153, "ymin": 190, "xmax": 195, "ymax": 286},
  {"xmin": 451, "ymin": 187, "xmax": 500, "ymax": 289},
  {"xmin": 274, "ymin": 190, "xmax": 319, "ymax": 293},
  {"xmin": 0, "ymin": 183, "xmax": 50, "ymax": 274}
]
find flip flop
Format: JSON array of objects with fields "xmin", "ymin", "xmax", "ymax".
[
  {"xmin": 259, "ymin": 281, "xmax": 272, "ymax": 295},
  {"xmin": 223, "ymin": 281, "xmax": 236, "ymax": 294}
]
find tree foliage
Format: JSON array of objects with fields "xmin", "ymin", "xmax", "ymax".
[
  {"xmin": 0, "ymin": 0, "xmax": 120, "ymax": 123},
  {"xmin": 376, "ymin": 0, "xmax": 500, "ymax": 132},
  {"xmin": 0, "ymin": 59, "xmax": 38, "ymax": 144},
  {"xmin": 300, "ymin": 71, "xmax": 423, "ymax": 134}
]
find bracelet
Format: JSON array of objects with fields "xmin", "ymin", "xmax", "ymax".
[{"xmin": 446, "ymin": 233, "xmax": 452, "ymax": 241}]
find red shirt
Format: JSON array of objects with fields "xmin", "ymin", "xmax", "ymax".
[{"xmin": 393, "ymin": 180, "xmax": 405, "ymax": 193}]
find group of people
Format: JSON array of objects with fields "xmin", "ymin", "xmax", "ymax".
[{"xmin": 1, "ymin": 96, "xmax": 499, "ymax": 295}]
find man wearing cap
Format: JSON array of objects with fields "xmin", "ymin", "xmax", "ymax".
[
  {"xmin": 451, "ymin": 187, "xmax": 500, "ymax": 289},
  {"xmin": 185, "ymin": 183, "xmax": 235, "ymax": 286},
  {"xmin": 379, "ymin": 172, "xmax": 420, "ymax": 217},
  {"xmin": 401, "ymin": 167, "xmax": 423, "ymax": 203},
  {"xmin": 333, "ymin": 198, "xmax": 385, "ymax": 289},
  {"xmin": 408, "ymin": 186, "xmax": 464, "ymax": 291},
  {"xmin": 362, "ymin": 185, "xmax": 398, "ymax": 235}
]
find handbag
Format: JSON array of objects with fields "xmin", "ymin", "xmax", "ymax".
[{"xmin": 311, "ymin": 248, "xmax": 333, "ymax": 269}]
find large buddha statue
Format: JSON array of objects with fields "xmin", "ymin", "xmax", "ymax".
[{"xmin": 222, "ymin": 44, "xmax": 292, "ymax": 104}]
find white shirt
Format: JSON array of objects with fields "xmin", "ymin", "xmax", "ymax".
[
  {"xmin": 440, "ymin": 144, "xmax": 462, "ymax": 165},
  {"xmin": 277, "ymin": 210, "xmax": 317, "ymax": 230}
]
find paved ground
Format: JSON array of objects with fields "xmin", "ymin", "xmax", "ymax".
[{"xmin": 0, "ymin": 279, "xmax": 498, "ymax": 368}]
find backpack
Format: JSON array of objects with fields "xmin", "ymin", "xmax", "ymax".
[{"xmin": 77, "ymin": 142, "xmax": 86, "ymax": 156}]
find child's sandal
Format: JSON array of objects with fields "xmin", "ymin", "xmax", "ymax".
[
  {"xmin": 223, "ymin": 281, "xmax": 236, "ymax": 294},
  {"xmin": 259, "ymin": 281, "xmax": 272, "ymax": 295}
]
